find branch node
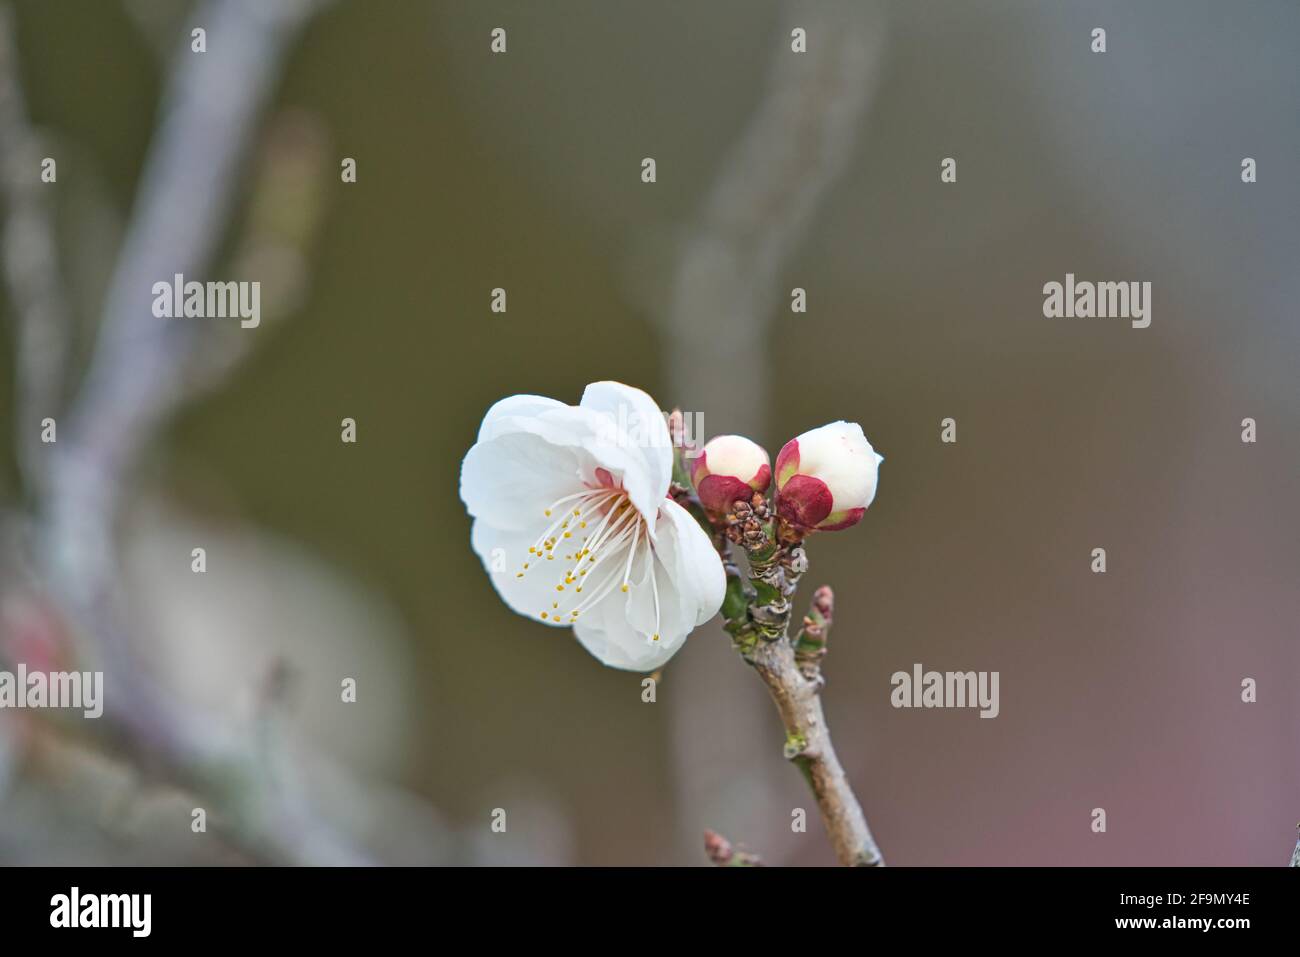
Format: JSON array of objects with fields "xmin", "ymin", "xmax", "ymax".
[
  {"xmin": 703, "ymin": 829, "xmax": 764, "ymax": 867},
  {"xmin": 794, "ymin": 584, "xmax": 835, "ymax": 684}
]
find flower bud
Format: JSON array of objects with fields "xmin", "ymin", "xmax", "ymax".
[
  {"xmin": 774, "ymin": 421, "xmax": 882, "ymax": 531},
  {"xmin": 690, "ymin": 435, "xmax": 771, "ymax": 513}
]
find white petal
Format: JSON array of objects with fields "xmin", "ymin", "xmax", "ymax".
[
  {"xmin": 573, "ymin": 591, "xmax": 683, "ymax": 671},
  {"xmin": 572, "ymin": 498, "xmax": 724, "ymax": 672},
  {"xmin": 461, "ymin": 432, "xmax": 583, "ymax": 532},
  {"xmin": 571, "ymin": 606, "xmax": 657, "ymax": 670},
  {"xmin": 578, "ymin": 381, "xmax": 673, "ymax": 522},
  {"xmin": 792, "ymin": 420, "xmax": 882, "ymax": 511},
  {"xmin": 475, "ymin": 394, "xmax": 567, "ymax": 443},
  {"xmin": 470, "ymin": 520, "xmax": 574, "ymax": 629},
  {"xmin": 477, "ymin": 399, "xmax": 613, "ymax": 453},
  {"xmin": 461, "ymin": 397, "xmax": 615, "ymax": 532},
  {"xmin": 656, "ymin": 498, "xmax": 727, "ymax": 626}
]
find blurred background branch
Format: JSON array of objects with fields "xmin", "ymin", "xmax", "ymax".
[
  {"xmin": 0, "ymin": 3, "xmax": 73, "ymax": 490},
  {"xmin": 0, "ymin": 0, "xmax": 433, "ymax": 865}
]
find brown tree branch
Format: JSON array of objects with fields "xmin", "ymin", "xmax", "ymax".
[
  {"xmin": 656, "ymin": 1, "xmax": 885, "ymax": 864},
  {"xmin": 718, "ymin": 496, "xmax": 884, "ymax": 867}
]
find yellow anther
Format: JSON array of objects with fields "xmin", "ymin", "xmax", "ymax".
[{"xmin": 621, "ymin": 584, "xmax": 629, "ymax": 593}]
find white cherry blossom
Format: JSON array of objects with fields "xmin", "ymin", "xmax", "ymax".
[{"xmin": 460, "ymin": 381, "xmax": 725, "ymax": 671}]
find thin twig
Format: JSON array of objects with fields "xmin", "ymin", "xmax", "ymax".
[
  {"xmin": 703, "ymin": 828, "xmax": 764, "ymax": 867},
  {"xmin": 719, "ymin": 496, "xmax": 884, "ymax": 867},
  {"xmin": 793, "ymin": 585, "xmax": 833, "ymax": 685},
  {"xmin": 656, "ymin": 1, "xmax": 884, "ymax": 861}
]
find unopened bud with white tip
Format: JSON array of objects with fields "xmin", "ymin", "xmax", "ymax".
[
  {"xmin": 690, "ymin": 435, "xmax": 771, "ymax": 513},
  {"xmin": 774, "ymin": 421, "xmax": 882, "ymax": 531}
]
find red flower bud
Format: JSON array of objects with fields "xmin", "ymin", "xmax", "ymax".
[
  {"xmin": 690, "ymin": 435, "xmax": 771, "ymax": 513},
  {"xmin": 774, "ymin": 422, "xmax": 882, "ymax": 531}
]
